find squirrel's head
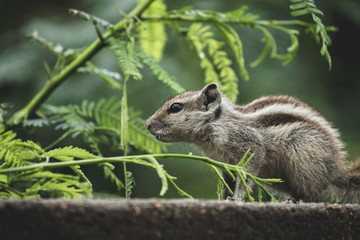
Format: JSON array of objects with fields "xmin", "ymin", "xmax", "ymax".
[{"xmin": 145, "ymin": 83, "xmax": 224, "ymax": 143}]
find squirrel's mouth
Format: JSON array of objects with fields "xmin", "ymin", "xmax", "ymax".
[
  {"xmin": 145, "ymin": 122, "xmax": 173, "ymax": 143},
  {"xmin": 155, "ymin": 134, "xmax": 161, "ymax": 141},
  {"xmin": 154, "ymin": 133, "xmax": 168, "ymax": 142},
  {"xmin": 152, "ymin": 131, "xmax": 173, "ymax": 143}
]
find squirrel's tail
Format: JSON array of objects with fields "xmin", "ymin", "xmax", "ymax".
[{"xmin": 323, "ymin": 162, "xmax": 360, "ymax": 203}]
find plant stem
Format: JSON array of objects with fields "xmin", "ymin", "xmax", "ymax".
[
  {"xmin": 0, "ymin": 183, "xmax": 25, "ymax": 197},
  {"xmin": 0, "ymin": 153, "xmax": 281, "ymax": 200},
  {"xmin": 121, "ymin": 78, "xmax": 130, "ymax": 199},
  {"xmin": 7, "ymin": 0, "xmax": 155, "ymax": 125},
  {"xmin": 141, "ymin": 15, "xmax": 311, "ymax": 27},
  {"xmin": 0, "ymin": 154, "xmax": 233, "ymax": 173}
]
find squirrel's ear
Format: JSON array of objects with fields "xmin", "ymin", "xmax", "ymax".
[{"xmin": 201, "ymin": 83, "xmax": 222, "ymax": 110}]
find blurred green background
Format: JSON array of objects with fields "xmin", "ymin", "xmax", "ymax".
[{"xmin": 1, "ymin": 0, "xmax": 359, "ymax": 199}]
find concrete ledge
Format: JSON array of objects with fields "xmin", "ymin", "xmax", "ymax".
[{"xmin": 0, "ymin": 199, "xmax": 359, "ymax": 240}]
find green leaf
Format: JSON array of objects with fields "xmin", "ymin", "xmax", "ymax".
[
  {"xmin": 78, "ymin": 62, "xmax": 122, "ymax": 89},
  {"xmin": 208, "ymin": 164, "xmax": 233, "ymax": 198},
  {"xmin": 43, "ymin": 98, "xmax": 167, "ymax": 154},
  {"xmin": 146, "ymin": 156, "xmax": 168, "ymax": 196},
  {"xmin": 250, "ymin": 26, "xmax": 274, "ymax": 67},
  {"xmin": 108, "ymin": 38, "xmax": 143, "ymax": 80},
  {"xmin": 0, "ymin": 126, "xmax": 43, "ymax": 168},
  {"xmin": 27, "ymin": 31, "xmax": 78, "ymax": 76},
  {"xmin": 187, "ymin": 23, "xmax": 239, "ymax": 102},
  {"xmin": 165, "ymin": 171, "xmax": 193, "ymax": 198},
  {"xmin": 69, "ymin": 8, "xmax": 114, "ymax": 29},
  {"xmin": 125, "ymin": 170, "xmax": 135, "ymax": 198},
  {"xmin": 251, "ymin": 25, "xmax": 299, "ymax": 67},
  {"xmin": 45, "ymin": 146, "xmax": 96, "ymax": 161},
  {"xmin": 236, "ymin": 148, "xmax": 251, "ymax": 166},
  {"xmin": 215, "ymin": 22, "xmax": 249, "ymax": 81},
  {"xmin": 289, "ymin": 0, "xmax": 333, "ymax": 69},
  {"xmin": 140, "ymin": 54, "xmax": 185, "ymax": 94},
  {"xmin": 121, "ymin": 82, "xmax": 129, "ymax": 153},
  {"xmin": 224, "ymin": 6, "xmax": 259, "ymax": 23},
  {"xmin": 44, "ymin": 146, "xmax": 96, "ymax": 186},
  {"xmin": 138, "ymin": 0, "xmax": 167, "ymax": 60},
  {"xmin": 100, "ymin": 162, "xmax": 124, "ymax": 191}
]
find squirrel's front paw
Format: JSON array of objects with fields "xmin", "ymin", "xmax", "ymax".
[
  {"xmin": 280, "ymin": 197, "xmax": 298, "ymax": 204},
  {"xmin": 225, "ymin": 196, "xmax": 241, "ymax": 201}
]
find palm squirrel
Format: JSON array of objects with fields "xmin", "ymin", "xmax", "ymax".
[{"xmin": 145, "ymin": 83, "xmax": 360, "ymax": 203}]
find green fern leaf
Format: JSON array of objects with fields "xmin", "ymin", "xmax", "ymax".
[
  {"xmin": 23, "ymin": 118, "xmax": 51, "ymax": 128},
  {"xmin": 78, "ymin": 62, "xmax": 122, "ymax": 89},
  {"xmin": 140, "ymin": 53, "xmax": 185, "ymax": 94},
  {"xmin": 187, "ymin": 23, "xmax": 221, "ymax": 86},
  {"xmin": 138, "ymin": 0, "xmax": 167, "ymax": 61},
  {"xmin": 215, "ymin": 22, "xmax": 249, "ymax": 81},
  {"xmin": 121, "ymin": 83, "xmax": 129, "ymax": 153},
  {"xmin": 100, "ymin": 162, "xmax": 124, "ymax": 191},
  {"xmin": 108, "ymin": 38, "xmax": 143, "ymax": 80},
  {"xmin": 45, "ymin": 146, "xmax": 96, "ymax": 161},
  {"xmin": 27, "ymin": 31, "xmax": 78, "ymax": 76},
  {"xmin": 251, "ymin": 25, "xmax": 299, "ymax": 67},
  {"xmin": 0, "ymin": 127, "xmax": 43, "ymax": 168},
  {"xmin": 44, "ymin": 146, "xmax": 96, "ymax": 186},
  {"xmin": 94, "ymin": 98, "xmax": 106, "ymax": 126},
  {"xmin": 145, "ymin": 156, "xmax": 168, "ymax": 196},
  {"xmin": 224, "ymin": 6, "xmax": 259, "ymax": 23},
  {"xmin": 0, "ymin": 125, "xmax": 93, "ymax": 199},
  {"xmin": 43, "ymin": 99, "xmax": 167, "ymax": 154},
  {"xmin": 187, "ymin": 23, "xmax": 239, "ymax": 102},
  {"xmin": 69, "ymin": 9, "xmax": 114, "ymax": 29},
  {"xmin": 289, "ymin": 0, "xmax": 333, "ymax": 69},
  {"xmin": 26, "ymin": 172, "xmax": 90, "ymax": 198},
  {"xmin": 125, "ymin": 170, "xmax": 135, "ymax": 198}
]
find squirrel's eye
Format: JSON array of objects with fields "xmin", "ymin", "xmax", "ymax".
[{"xmin": 168, "ymin": 103, "xmax": 183, "ymax": 114}]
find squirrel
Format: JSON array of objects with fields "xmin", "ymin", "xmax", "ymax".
[{"xmin": 145, "ymin": 83, "xmax": 360, "ymax": 203}]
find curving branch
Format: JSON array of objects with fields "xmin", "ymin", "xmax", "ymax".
[
  {"xmin": 0, "ymin": 153, "xmax": 282, "ymax": 201},
  {"xmin": 7, "ymin": 0, "xmax": 155, "ymax": 126}
]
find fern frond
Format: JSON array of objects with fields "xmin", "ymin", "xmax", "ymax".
[
  {"xmin": 209, "ymin": 41, "xmax": 238, "ymax": 102},
  {"xmin": 215, "ymin": 22, "xmax": 249, "ymax": 81},
  {"xmin": 120, "ymin": 82, "xmax": 129, "ymax": 153},
  {"xmin": 251, "ymin": 25, "xmax": 299, "ymax": 67},
  {"xmin": 0, "ymin": 127, "xmax": 43, "ymax": 168},
  {"xmin": 43, "ymin": 98, "xmax": 167, "ymax": 154},
  {"xmin": 27, "ymin": 31, "xmax": 78, "ymax": 76},
  {"xmin": 44, "ymin": 146, "xmax": 96, "ymax": 161},
  {"xmin": 125, "ymin": 170, "xmax": 135, "ymax": 198},
  {"xmin": 138, "ymin": 0, "xmax": 167, "ymax": 60},
  {"xmin": 0, "ymin": 137, "xmax": 93, "ymax": 198},
  {"xmin": 224, "ymin": 6, "xmax": 259, "ymax": 23},
  {"xmin": 27, "ymin": 31, "xmax": 65, "ymax": 56},
  {"xmin": 145, "ymin": 156, "xmax": 168, "ymax": 196},
  {"xmin": 108, "ymin": 38, "xmax": 143, "ymax": 80},
  {"xmin": 78, "ymin": 62, "xmax": 122, "ymax": 89},
  {"xmin": 69, "ymin": 8, "xmax": 114, "ymax": 29},
  {"xmin": 23, "ymin": 171, "xmax": 92, "ymax": 198},
  {"xmin": 100, "ymin": 162, "xmax": 124, "ymax": 191},
  {"xmin": 140, "ymin": 53, "xmax": 185, "ymax": 94},
  {"xmin": 23, "ymin": 118, "xmax": 51, "ymax": 128},
  {"xmin": 43, "ymin": 146, "xmax": 96, "ymax": 186},
  {"xmin": 187, "ymin": 23, "xmax": 239, "ymax": 102},
  {"xmin": 187, "ymin": 24, "xmax": 221, "ymax": 84},
  {"xmin": 289, "ymin": 0, "xmax": 333, "ymax": 69}
]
